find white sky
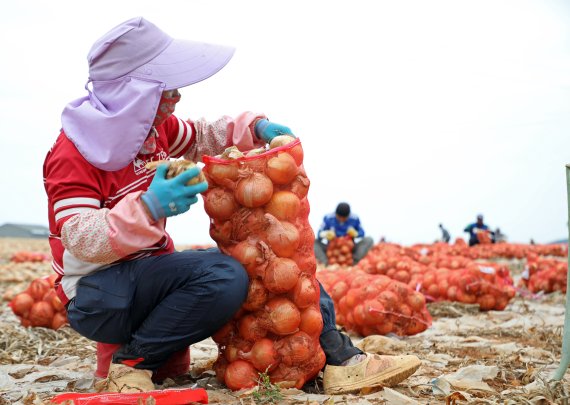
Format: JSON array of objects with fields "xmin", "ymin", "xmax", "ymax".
[{"xmin": 1, "ymin": 0, "xmax": 570, "ymax": 246}]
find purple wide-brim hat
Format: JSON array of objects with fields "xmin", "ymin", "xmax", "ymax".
[
  {"xmin": 61, "ymin": 17, "xmax": 235, "ymax": 171},
  {"xmin": 88, "ymin": 17, "xmax": 235, "ymax": 89}
]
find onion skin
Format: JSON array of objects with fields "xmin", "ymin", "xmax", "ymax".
[
  {"xmin": 235, "ymin": 173, "xmax": 274, "ymax": 208},
  {"xmin": 10, "ymin": 293, "xmax": 34, "ymax": 317},
  {"xmin": 263, "ymin": 258, "xmax": 301, "ymax": 294},
  {"xmin": 28, "ymin": 301, "xmax": 54, "ymax": 328},
  {"xmin": 231, "ymin": 240, "xmax": 263, "ymax": 278},
  {"xmin": 204, "ymin": 188, "xmax": 238, "ymax": 220},
  {"xmin": 224, "ymin": 360, "xmax": 258, "ymax": 391},
  {"xmin": 269, "ymin": 135, "xmax": 296, "ymax": 149},
  {"xmin": 290, "ymin": 175, "xmax": 310, "ymax": 199},
  {"xmin": 240, "ymin": 338, "xmax": 281, "ymax": 372},
  {"xmin": 299, "ymin": 306, "xmax": 324, "ymax": 337},
  {"xmin": 264, "ymin": 215, "xmax": 300, "ymax": 258},
  {"xmin": 291, "ymin": 275, "xmax": 320, "ymax": 308},
  {"xmin": 263, "ymin": 297, "xmax": 301, "ymax": 336},
  {"xmin": 265, "ymin": 191, "xmax": 300, "ymax": 221},
  {"xmin": 27, "ymin": 278, "xmax": 50, "ymax": 301},
  {"xmin": 51, "ymin": 312, "xmax": 68, "ymax": 330},
  {"xmin": 266, "ymin": 153, "xmax": 298, "ymax": 185},
  {"xmin": 276, "ymin": 331, "xmax": 314, "ymax": 366},
  {"xmin": 243, "ymin": 279, "xmax": 268, "ymax": 311},
  {"xmin": 206, "ymin": 162, "xmax": 240, "ymax": 186},
  {"xmin": 238, "ymin": 314, "xmax": 267, "ymax": 341}
]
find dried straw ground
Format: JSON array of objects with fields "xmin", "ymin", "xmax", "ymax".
[{"xmin": 0, "ymin": 238, "xmax": 568, "ymax": 404}]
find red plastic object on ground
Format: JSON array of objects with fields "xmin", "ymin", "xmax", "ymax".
[
  {"xmin": 49, "ymin": 388, "xmax": 208, "ymax": 404},
  {"xmin": 96, "ymin": 343, "xmax": 190, "ymax": 382}
]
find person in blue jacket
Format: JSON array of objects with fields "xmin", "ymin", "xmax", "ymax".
[
  {"xmin": 464, "ymin": 214, "xmax": 495, "ymax": 246},
  {"xmin": 314, "ymin": 202, "xmax": 374, "ymax": 265}
]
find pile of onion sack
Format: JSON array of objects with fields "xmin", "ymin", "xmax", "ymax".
[
  {"xmin": 9, "ymin": 274, "xmax": 68, "ymax": 329},
  {"xmin": 326, "ymin": 236, "xmax": 354, "ymax": 266},
  {"xmin": 410, "ymin": 265, "xmax": 516, "ymax": 310},
  {"xmin": 202, "ymin": 137, "xmax": 326, "ymax": 391},
  {"xmin": 318, "ymin": 269, "xmax": 432, "ymax": 337},
  {"xmin": 520, "ymin": 254, "xmax": 567, "ymax": 294}
]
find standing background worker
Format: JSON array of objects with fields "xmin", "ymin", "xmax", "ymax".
[{"xmin": 315, "ymin": 202, "xmax": 374, "ymax": 265}]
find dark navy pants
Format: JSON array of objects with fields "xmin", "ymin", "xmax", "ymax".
[{"xmin": 67, "ymin": 249, "xmax": 360, "ymax": 370}]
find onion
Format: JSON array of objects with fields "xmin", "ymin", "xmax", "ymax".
[
  {"xmin": 477, "ymin": 294, "xmax": 496, "ymax": 311},
  {"xmin": 269, "ymin": 363, "xmax": 306, "ymax": 389},
  {"xmin": 291, "ymin": 275, "xmax": 320, "ymax": 308},
  {"xmin": 51, "ymin": 312, "xmax": 67, "ymax": 330},
  {"xmin": 269, "ymin": 135, "xmax": 296, "ymax": 149},
  {"xmin": 265, "ymin": 191, "xmax": 300, "ymax": 221},
  {"xmin": 46, "ymin": 274, "xmax": 58, "ymax": 287},
  {"xmin": 10, "ymin": 293, "xmax": 34, "ymax": 317},
  {"xmin": 204, "ymin": 188, "xmax": 238, "ymax": 220},
  {"xmin": 27, "ymin": 278, "xmax": 51, "ymax": 301},
  {"xmin": 264, "ymin": 214, "xmax": 300, "ymax": 258},
  {"xmin": 330, "ymin": 281, "xmax": 349, "ymax": 301},
  {"xmin": 243, "ymin": 279, "xmax": 268, "ymax": 311},
  {"xmin": 206, "ymin": 162, "xmax": 240, "ymax": 187},
  {"xmin": 363, "ymin": 300, "xmax": 388, "ymax": 324},
  {"xmin": 240, "ymin": 338, "xmax": 280, "ymax": 372},
  {"xmin": 214, "ymin": 356, "xmax": 228, "ymax": 383},
  {"xmin": 43, "ymin": 290, "xmax": 64, "ymax": 312},
  {"xmin": 224, "ymin": 360, "xmax": 258, "ymax": 391},
  {"xmin": 405, "ymin": 319, "xmax": 427, "ymax": 335},
  {"xmin": 299, "ymin": 306, "xmax": 323, "ymax": 336},
  {"xmin": 231, "ymin": 240, "xmax": 263, "ymax": 278},
  {"xmin": 210, "ymin": 220, "xmax": 233, "ymax": 244},
  {"xmin": 235, "ymin": 173, "xmax": 274, "ymax": 208},
  {"xmin": 266, "ymin": 153, "xmax": 298, "ymax": 185},
  {"xmin": 263, "ymin": 258, "xmax": 301, "ymax": 294},
  {"xmin": 212, "ymin": 322, "xmax": 235, "ymax": 344},
  {"xmin": 232, "ymin": 208, "xmax": 268, "ymax": 241},
  {"xmin": 304, "ymin": 347, "xmax": 326, "ymax": 381},
  {"xmin": 276, "ymin": 331, "xmax": 314, "ymax": 366},
  {"xmin": 290, "ymin": 175, "xmax": 310, "ymax": 199},
  {"xmin": 225, "ymin": 340, "xmax": 251, "ymax": 362},
  {"xmin": 288, "ymin": 144, "xmax": 304, "ymax": 166},
  {"xmin": 238, "ymin": 314, "xmax": 267, "ymax": 341},
  {"xmin": 406, "ymin": 291, "xmax": 426, "ymax": 311},
  {"xmin": 29, "ymin": 301, "xmax": 55, "ymax": 327},
  {"xmin": 264, "ymin": 297, "xmax": 301, "ymax": 335}
]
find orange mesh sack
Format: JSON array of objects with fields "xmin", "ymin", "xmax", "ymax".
[
  {"xmin": 318, "ymin": 269, "xmax": 432, "ymax": 337},
  {"xmin": 202, "ymin": 139, "xmax": 326, "ymax": 390},
  {"xmin": 326, "ymin": 236, "xmax": 354, "ymax": 266}
]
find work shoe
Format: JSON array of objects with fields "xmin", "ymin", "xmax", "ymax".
[
  {"xmin": 103, "ymin": 363, "xmax": 155, "ymax": 393},
  {"xmin": 323, "ymin": 353, "xmax": 421, "ymax": 395}
]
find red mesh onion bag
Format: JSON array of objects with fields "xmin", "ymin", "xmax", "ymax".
[
  {"xmin": 326, "ymin": 236, "xmax": 354, "ymax": 266},
  {"xmin": 318, "ymin": 269, "xmax": 432, "ymax": 337},
  {"xmin": 417, "ymin": 265, "xmax": 516, "ymax": 311},
  {"xmin": 202, "ymin": 139, "xmax": 325, "ymax": 390}
]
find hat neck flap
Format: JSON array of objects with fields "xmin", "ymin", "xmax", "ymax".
[{"xmin": 61, "ymin": 76, "xmax": 163, "ymax": 171}]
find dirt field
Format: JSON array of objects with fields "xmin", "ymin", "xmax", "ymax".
[{"xmin": 0, "ymin": 238, "xmax": 568, "ymax": 404}]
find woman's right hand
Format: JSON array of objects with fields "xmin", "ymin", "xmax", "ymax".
[{"xmin": 141, "ymin": 164, "xmax": 208, "ymax": 221}]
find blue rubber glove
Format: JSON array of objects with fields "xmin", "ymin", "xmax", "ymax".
[
  {"xmin": 141, "ymin": 164, "xmax": 208, "ymax": 221},
  {"xmin": 254, "ymin": 119, "xmax": 294, "ymax": 143}
]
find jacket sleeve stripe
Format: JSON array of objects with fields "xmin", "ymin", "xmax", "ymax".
[
  {"xmin": 55, "ymin": 207, "xmax": 97, "ymax": 222},
  {"xmin": 54, "ymin": 197, "xmax": 100, "ymax": 211},
  {"xmin": 170, "ymin": 118, "xmax": 193, "ymax": 157}
]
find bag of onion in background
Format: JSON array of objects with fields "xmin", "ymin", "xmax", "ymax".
[
  {"xmin": 318, "ymin": 269, "xmax": 432, "ymax": 337},
  {"xmin": 327, "ymin": 236, "xmax": 354, "ymax": 267},
  {"xmin": 202, "ymin": 138, "xmax": 326, "ymax": 391},
  {"xmin": 8, "ymin": 274, "xmax": 68, "ymax": 330}
]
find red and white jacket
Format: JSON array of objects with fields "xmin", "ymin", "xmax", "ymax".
[{"xmin": 43, "ymin": 112, "xmax": 265, "ymax": 305}]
